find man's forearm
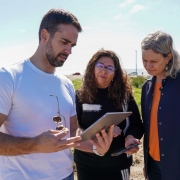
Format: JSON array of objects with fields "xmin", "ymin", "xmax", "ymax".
[{"xmin": 0, "ymin": 132, "xmax": 36, "ymax": 156}]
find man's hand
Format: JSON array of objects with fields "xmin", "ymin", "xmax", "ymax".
[
  {"xmin": 34, "ymin": 128, "xmax": 81, "ymax": 153},
  {"xmin": 0, "ymin": 127, "xmax": 81, "ymax": 156}
]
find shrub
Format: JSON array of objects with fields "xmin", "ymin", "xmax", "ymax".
[
  {"xmin": 72, "ymin": 79, "xmax": 82, "ymax": 90},
  {"xmin": 130, "ymin": 76, "xmax": 146, "ymax": 88}
]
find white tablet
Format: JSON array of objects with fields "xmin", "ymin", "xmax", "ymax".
[{"xmin": 80, "ymin": 112, "xmax": 132, "ymax": 141}]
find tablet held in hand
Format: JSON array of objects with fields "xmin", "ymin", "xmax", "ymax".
[{"xmin": 80, "ymin": 112, "xmax": 132, "ymax": 141}]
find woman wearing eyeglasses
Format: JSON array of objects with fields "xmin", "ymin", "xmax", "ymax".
[
  {"xmin": 74, "ymin": 49, "xmax": 144, "ymax": 180},
  {"xmin": 141, "ymin": 30, "xmax": 180, "ymax": 180}
]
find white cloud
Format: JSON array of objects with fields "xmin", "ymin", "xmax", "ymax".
[
  {"xmin": 20, "ymin": 29, "xmax": 26, "ymax": 32},
  {"xmin": 130, "ymin": 5, "xmax": 144, "ymax": 13},
  {"xmin": 114, "ymin": 14, "xmax": 122, "ymax": 20}
]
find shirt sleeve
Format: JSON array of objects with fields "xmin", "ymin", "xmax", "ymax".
[
  {"xmin": 75, "ymin": 91, "xmax": 83, "ymax": 129},
  {"xmin": 67, "ymin": 79, "xmax": 76, "ymax": 117},
  {"xmin": 125, "ymin": 94, "xmax": 144, "ymax": 139},
  {"xmin": 0, "ymin": 68, "xmax": 14, "ymax": 116}
]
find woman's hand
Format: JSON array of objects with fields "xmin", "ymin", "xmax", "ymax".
[
  {"xmin": 124, "ymin": 135, "xmax": 140, "ymax": 154},
  {"xmin": 112, "ymin": 126, "xmax": 122, "ymax": 137},
  {"xmin": 90, "ymin": 124, "xmax": 114, "ymax": 155},
  {"xmin": 106, "ymin": 125, "xmax": 121, "ymax": 138}
]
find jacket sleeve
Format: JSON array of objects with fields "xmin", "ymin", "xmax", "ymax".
[
  {"xmin": 75, "ymin": 91, "xmax": 83, "ymax": 129},
  {"xmin": 125, "ymin": 94, "xmax": 144, "ymax": 139}
]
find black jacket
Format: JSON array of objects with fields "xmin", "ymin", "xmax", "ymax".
[
  {"xmin": 141, "ymin": 73, "xmax": 180, "ymax": 180},
  {"xmin": 74, "ymin": 88, "xmax": 144, "ymax": 172}
]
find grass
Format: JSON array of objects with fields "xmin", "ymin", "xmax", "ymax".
[
  {"xmin": 72, "ymin": 79, "xmax": 82, "ymax": 90},
  {"xmin": 131, "ymin": 76, "xmax": 146, "ymax": 88},
  {"xmin": 132, "ymin": 87, "xmax": 141, "ymax": 111}
]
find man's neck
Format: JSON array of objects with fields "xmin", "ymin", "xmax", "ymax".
[{"xmin": 29, "ymin": 48, "xmax": 55, "ymax": 74}]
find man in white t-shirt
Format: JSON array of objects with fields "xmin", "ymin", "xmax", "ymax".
[{"xmin": 0, "ymin": 9, "xmax": 114, "ymax": 180}]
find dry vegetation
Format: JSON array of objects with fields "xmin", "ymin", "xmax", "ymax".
[{"xmin": 130, "ymin": 140, "xmax": 144, "ymax": 180}]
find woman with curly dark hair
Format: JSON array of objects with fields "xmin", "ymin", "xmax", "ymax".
[{"xmin": 74, "ymin": 49, "xmax": 144, "ymax": 180}]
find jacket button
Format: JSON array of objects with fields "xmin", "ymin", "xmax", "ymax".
[
  {"xmin": 160, "ymin": 138, "xmax": 163, "ymax": 141},
  {"xmin": 159, "ymin": 122, "xmax": 162, "ymax": 125},
  {"xmin": 159, "ymin": 107, "xmax": 161, "ymax": 109},
  {"xmin": 162, "ymin": 154, "xmax": 164, "ymax": 156},
  {"xmin": 162, "ymin": 93, "xmax": 164, "ymax": 95}
]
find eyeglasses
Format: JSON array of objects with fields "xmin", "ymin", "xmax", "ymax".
[
  {"xmin": 95, "ymin": 62, "xmax": 116, "ymax": 74},
  {"xmin": 50, "ymin": 95, "xmax": 66, "ymax": 131}
]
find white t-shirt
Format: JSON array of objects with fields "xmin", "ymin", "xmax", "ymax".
[{"xmin": 0, "ymin": 60, "xmax": 76, "ymax": 180}]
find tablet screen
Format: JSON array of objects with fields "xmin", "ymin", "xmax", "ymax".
[{"xmin": 80, "ymin": 112, "xmax": 132, "ymax": 141}]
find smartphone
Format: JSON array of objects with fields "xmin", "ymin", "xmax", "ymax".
[{"xmin": 111, "ymin": 144, "xmax": 139, "ymax": 156}]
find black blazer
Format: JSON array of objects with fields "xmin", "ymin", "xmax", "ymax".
[{"xmin": 141, "ymin": 72, "xmax": 180, "ymax": 180}]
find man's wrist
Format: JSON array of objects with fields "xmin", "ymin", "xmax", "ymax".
[{"xmin": 92, "ymin": 145, "xmax": 105, "ymax": 156}]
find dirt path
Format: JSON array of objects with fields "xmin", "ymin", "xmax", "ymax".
[{"xmin": 130, "ymin": 142, "xmax": 144, "ymax": 180}]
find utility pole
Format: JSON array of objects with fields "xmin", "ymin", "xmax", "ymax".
[{"xmin": 135, "ymin": 50, "xmax": 137, "ymax": 75}]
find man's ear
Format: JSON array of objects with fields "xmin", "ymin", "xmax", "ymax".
[{"xmin": 40, "ymin": 29, "xmax": 49, "ymax": 43}]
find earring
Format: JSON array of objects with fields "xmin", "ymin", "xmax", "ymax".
[{"xmin": 165, "ymin": 64, "xmax": 169, "ymax": 71}]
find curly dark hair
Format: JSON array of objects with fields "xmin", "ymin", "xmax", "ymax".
[{"xmin": 78, "ymin": 49, "xmax": 132, "ymax": 110}]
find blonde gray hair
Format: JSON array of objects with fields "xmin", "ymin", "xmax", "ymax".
[{"xmin": 141, "ymin": 30, "xmax": 180, "ymax": 77}]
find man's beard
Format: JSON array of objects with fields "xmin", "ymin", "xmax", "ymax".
[{"xmin": 45, "ymin": 39, "xmax": 68, "ymax": 67}]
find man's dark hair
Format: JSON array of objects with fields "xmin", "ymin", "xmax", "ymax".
[{"xmin": 38, "ymin": 8, "xmax": 82, "ymax": 42}]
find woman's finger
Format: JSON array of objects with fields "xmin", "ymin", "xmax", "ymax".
[{"xmin": 107, "ymin": 124, "xmax": 114, "ymax": 138}]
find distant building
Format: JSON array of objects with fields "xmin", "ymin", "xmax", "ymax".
[
  {"xmin": 128, "ymin": 72, "xmax": 138, "ymax": 76},
  {"xmin": 72, "ymin": 72, "xmax": 81, "ymax": 75}
]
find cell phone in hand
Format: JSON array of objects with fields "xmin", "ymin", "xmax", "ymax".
[{"xmin": 111, "ymin": 144, "xmax": 139, "ymax": 156}]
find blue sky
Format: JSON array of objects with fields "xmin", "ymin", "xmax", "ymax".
[{"xmin": 0, "ymin": 0, "xmax": 180, "ymax": 75}]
